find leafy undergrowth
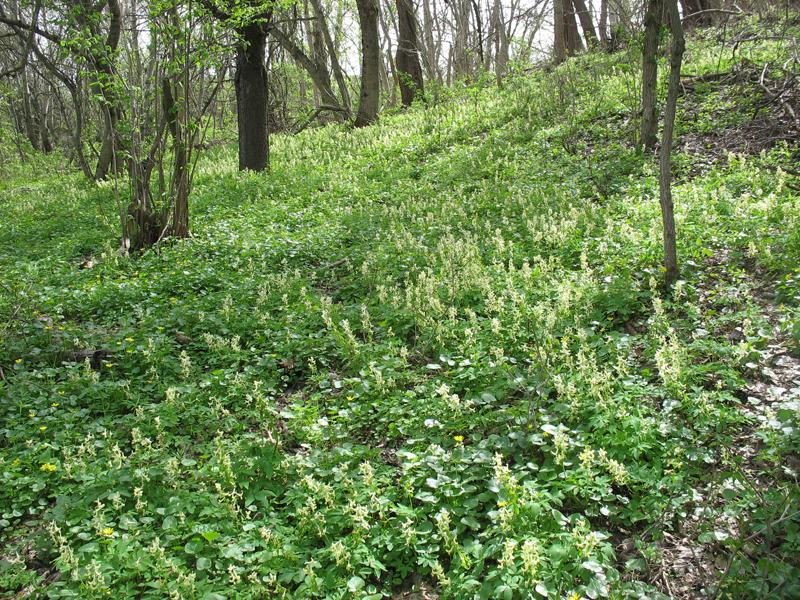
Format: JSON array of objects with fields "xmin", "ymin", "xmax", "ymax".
[{"xmin": 1, "ymin": 16, "xmax": 800, "ymax": 600}]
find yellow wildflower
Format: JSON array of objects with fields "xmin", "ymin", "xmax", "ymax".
[
  {"xmin": 453, "ymin": 435, "xmax": 464, "ymax": 443},
  {"xmin": 40, "ymin": 463, "xmax": 57, "ymax": 472},
  {"xmin": 100, "ymin": 527, "xmax": 114, "ymax": 537}
]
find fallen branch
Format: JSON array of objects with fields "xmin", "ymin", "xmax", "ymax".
[
  {"xmin": 683, "ymin": 8, "xmax": 744, "ymax": 22},
  {"xmin": 316, "ymin": 257, "xmax": 348, "ymax": 271},
  {"xmin": 293, "ymin": 105, "xmax": 349, "ymax": 134}
]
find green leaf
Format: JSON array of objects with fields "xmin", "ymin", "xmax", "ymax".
[
  {"xmin": 201, "ymin": 531, "xmax": 221, "ymax": 542},
  {"xmin": 347, "ymin": 576, "xmax": 365, "ymax": 592}
]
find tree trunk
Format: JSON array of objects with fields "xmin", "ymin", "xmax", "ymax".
[
  {"xmin": 270, "ymin": 26, "xmax": 341, "ymax": 110},
  {"xmin": 469, "ymin": 0, "xmax": 484, "ymax": 66},
  {"xmin": 20, "ymin": 70, "xmax": 41, "ymax": 151},
  {"xmin": 67, "ymin": 80, "xmax": 93, "ymax": 178},
  {"xmin": 421, "ymin": 0, "xmax": 439, "ymax": 82},
  {"xmin": 395, "ymin": 0, "xmax": 424, "ymax": 106},
  {"xmin": 564, "ymin": 0, "xmax": 584, "ymax": 55},
  {"xmin": 92, "ymin": 0, "xmax": 123, "ymax": 180},
  {"xmin": 599, "ymin": 0, "xmax": 609, "ymax": 44},
  {"xmin": 354, "ymin": 0, "xmax": 380, "ymax": 127},
  {"xmin": 640, "ymin": 0, "xmax": 662, "ymax": 152},
  {"xmin": 378, "ymin": 6, "xmax": 397, "ymax": 104},
  {"xmin": 235, "ymin": 24, "xmax": 269, "ymax": 171},
  {"xmin": 572, "ymin": 0, "xmax": 598, "ymax": 47},
  {"xmin": 658, "ymin": 0, "xmax": 685, "ymax": 287},
  {"xmin": 553, "ymin": 0, "xmax": 566, "ymax": 64},
  {"xmin": 310, "ymin": 0, "xmax": 352, "ymax": 115},
  {"xmin": 171, "ymin": 84, "xmax": 189, "ymax": 238}
]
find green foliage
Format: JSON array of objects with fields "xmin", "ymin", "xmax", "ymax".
[{"xmin": 1, "ymin": 16, "xmax": 799, "ymax": 599}]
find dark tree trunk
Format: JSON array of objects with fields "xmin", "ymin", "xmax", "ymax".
[
  {"xmin": 354, "ymin": 0, "xmax": 380, "ymax": 127},
  {"xmin": 235, "ymin": 23, "xmax": 269, "ymax": 171},
  {"xmin": 640, "ymin": 0, "xmax": 662, "ymax": 152},
  {"xmin": 395, "ymin": 0, "xmax": 424, "ymax": 106},
  {"xmin": 658, "ymin": 0, "xmax": 685, "ymax": 287}
]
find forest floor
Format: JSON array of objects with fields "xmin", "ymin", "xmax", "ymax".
[{"xmin": 1, "ymin": 15, "xmax": 800, "ymax": 600}]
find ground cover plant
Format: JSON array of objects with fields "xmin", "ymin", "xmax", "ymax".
[{"xmin": 1, "ymin": 12, "xmax": 800, "ymax": 600}]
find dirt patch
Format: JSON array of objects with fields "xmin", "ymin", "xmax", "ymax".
[
  {"xmin": 649, "ymin": 251, "xmax": 800, "ymax": 599},
  {"xmin": 679, "ymin": 58, "xmax": 800, "ymax": 168}
]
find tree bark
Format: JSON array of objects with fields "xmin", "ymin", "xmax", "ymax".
[
  {"xmin": 640, "ymin": 0, "xmax": 662, "ymax": 152},
  {"xmin": 169, "ymin": 78, "xmax": 189, "ymax": 238},
  {"xmin": 235, "ymin": 23, "xmax": 269, "ymax": 171},
  {"xmin": 20, "ymin": 69, "xmax": 41, "ymax": 150},
  {"xmin": 599, "ymin": 0, "xmax": 609, "ymax": 44},
  {"xmin": 310, "ymin": 0, "xmax": 352, "ymax": 114},
  {"xmin": 658, "ymin": 0, "xmax": 685, "ymax": 287},
  {"xmin": 572, "ymin": 0, "xmax": 598, "ymax": 47},
  {"xmin": 564, "ymin": 0, "xmax": 584, "ymax": 55},
  {"xmin": 421, "ymin": 0, "xmax": 439, "ymax": 82},
  {"xmin": 395, "ymin": 0, "xmax": 424, "ymax": 106},
  {"xmin": 354, "ymin": 0, "xmax": 380, "ymax": 127},
  {"xmin": 92, "ymin": 0, "xmax": 123, "ymax": 180},
  {"xmin": 553, "ymin": 0, "xmax": 566, "ymax": 64},
  {"xmin": 469, "ymin": 0, "xmax": 484, "ymax": 65},
  {"xmin": 270, "ymin": 25, "xmax": 341, "ymax": 110}
]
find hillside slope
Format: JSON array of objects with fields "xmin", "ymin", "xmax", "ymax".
[{"xmin": 1, "ymin": 16, "xmax": 799, "ymax": 599}]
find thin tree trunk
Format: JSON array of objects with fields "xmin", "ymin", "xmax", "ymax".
[
  {"xmin": 658, "ymin": 0, "xmax": 685, "ymax": 287},
  {"xmin": 170, "ymin": 77, "xmax": 189, "ymax": 238},
  {"xmin": 378, "ymin": 5, "xmax": 397, "ymax": 103},
  {"xmin": 354, "ymin": 0, "xmax": 380, "ymax": 127},
  {"xmin": 640, "ymin": 0, "xmax": 662, "ymax": 152},
  {"xmin": 310, "ymin": 0, "xmax": 352, "ymax": 114},
  {"xmin": 470, "ymin": 0, "xmax": 484, "ymax": 66},
  {"xmin": 270, "ymin": 26, "xmax": 340, "ymax": 109},
  {"xmin": 421, "ymin": 0, "xmax": 439, "ymax": 82},
  {"xmin": 67, "ymin": 81, "xmax": 93, "ymax": 178},
  {"xmin": 20, "ymin": 69, "xmax": 41, "ymax": 150}
]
